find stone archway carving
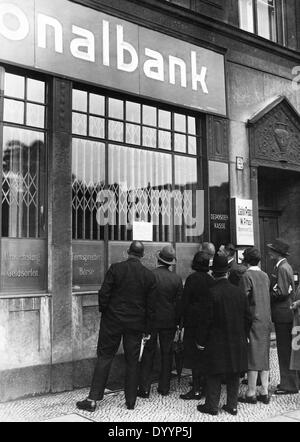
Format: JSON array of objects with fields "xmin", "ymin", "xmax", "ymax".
[{"xmin": 248, "ymin": 96, "xmax": 300, "ymax": 169}]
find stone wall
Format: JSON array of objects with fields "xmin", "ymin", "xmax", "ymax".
[{"xmin": 0, "ymin": 296, "xmax": 51, "ymax": 401}]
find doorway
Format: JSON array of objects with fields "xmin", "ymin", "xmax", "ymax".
[
  {"xmin": 258, "ymin": 167, "xmax": 300, "ymax": 275},
  {"xmin": 259, "ymin": 210, "xmax": 279, "ymax": 275}
]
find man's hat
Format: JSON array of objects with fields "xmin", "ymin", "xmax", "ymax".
[
  {"xmin": 267, "ymin": 238, "xmax": 290, "ymax": 256},
  {"xmin": 210, "ymin": 254, "xmax": 230, "ymax": 273},
  {"xmin": 156, "ymin": 245, "xmax": 176, "ymax": 265},
  {"xmin": 243, "ymin": 247, "xmax": 261, "ymax": 263},
  {"xmin": 225, "ymin": 243, "xmax": 237, "ymax": 253},
  {"xmin": 127, "ymin": 241, "xmax": 145, "ymax": 257},
  {"xmin": 192, "ymin": 251, "xmax": 210, "ymax": 272},
  {"xmin": 200, "ymin": 242, "xmax": 216, "ymax": 257}
]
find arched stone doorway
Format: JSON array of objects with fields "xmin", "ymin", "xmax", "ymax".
[{"xmin": 248, "ymin": 96, "xmax": 300, "ymax": 275}]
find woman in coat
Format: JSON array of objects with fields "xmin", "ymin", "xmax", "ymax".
[
  {"xmin": 239, "ymin": 247, "xmax": 272, "ymax": 405},
  {"xmin": 179, "ymin": 251, "xmax": 214, "ymax": 400}
]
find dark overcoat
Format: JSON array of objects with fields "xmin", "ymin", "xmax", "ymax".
[
  {"xmin": 200, "ymin": 278, "xmax": 252, "ymax": 375},
  {"xmin": 98, "ymin": 257, "xmax": 157, "ymax": 333},
  {"xmin": 270, "ymin": 259, "xmax": 295, "ymax": 324},
  {"xmin": 152, "ymin": 266, "xmax": 183, "ymax": 329},
  {"xmin": 181, "ymin": 270, "xmax": 214, "ymax": 369}
]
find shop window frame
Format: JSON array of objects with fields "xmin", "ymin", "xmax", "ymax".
[
  {"xmin": 208, "ymin": 159, "xmax": 230, "ymax": 250},
  {"xmin": 71, "ymin": 83, "xmax": 205, "ymax": 244},
  {"xmin": 0, "ymin": 65, "xmax": 49, "ymax": 294},
  {"xmin": 0, "ymin": 66, "xmax": 49, "ymax": 240}
]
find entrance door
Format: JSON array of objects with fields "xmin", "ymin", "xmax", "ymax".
[{"xmin": 259, "ymin": 210, "xmax": 279, "ymax": 275}]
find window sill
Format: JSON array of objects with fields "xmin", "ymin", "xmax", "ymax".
[
  {"xmin": 72, "ymin": 290, "xmax": 98, "ymax": 296},
  {"xmin": 0, "ymin": 292, "xmax": 51, "ymax": 299}
]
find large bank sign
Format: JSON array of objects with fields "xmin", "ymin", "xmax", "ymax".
[{"xmin": 0, "ymin": 0, "xmax": 226, "ymax": 115}]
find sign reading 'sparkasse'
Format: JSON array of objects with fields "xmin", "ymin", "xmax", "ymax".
[{"xmin": 0, "ymin": 0, "xmax": 226, "ymax": 115}]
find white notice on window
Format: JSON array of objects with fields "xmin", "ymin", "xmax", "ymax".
[{"xmin": 132, "ymin": 221, "xmax": 153, "ymax": 241}]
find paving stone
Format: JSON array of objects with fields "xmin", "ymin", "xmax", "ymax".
[
  {"xmin": 284, "ymin": 410, "xmax": 300, "ymax": 420},
  {"xmin": 0, "ymin": 348, "xmax": 299, "ymax": 422},
  {"xmin": 261, "ymin": 415, "xmax": 299, "ymax": 422},
  {"xmin": 43, "ymin": 413, "xmax": 94, "ymax": 422}
]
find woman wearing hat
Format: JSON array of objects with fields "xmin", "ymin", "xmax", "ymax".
[
  {"xmin": 267, "ymin": 238, "xmax": 299, "ymax": 395},
  {"xmin": 179, "ymin": 250, "xmax": 214, "ymax": 400},
  {"xmin": 238, "ymin": 247, "xmax": 272, "ymax": 405},
  {"xmin": 138, "ymin": 245, "xmax": 183, "ymax": 398}
]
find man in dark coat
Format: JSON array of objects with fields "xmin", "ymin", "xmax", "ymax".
[
  {"xmin": 197, "ymin": 254, "xmax": 252, "ymax": 416},
  {"xmin": 76, "ymin": 241, "xmax": 156, "ymax": 412},
  {"xmin": 138, "ymin": 245, "xmax": 183, "ymax": 397},
  {"xmin": 268, "ymin": 238, "xmax": 299, "ymax": 394}
]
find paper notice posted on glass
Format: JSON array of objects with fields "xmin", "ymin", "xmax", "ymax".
[{"xmin": 133, "ymin": 221, "xmax": 153, "ymax": 241}]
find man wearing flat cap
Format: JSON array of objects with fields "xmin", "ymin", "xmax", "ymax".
[
  {"xmin": 268, "ymin": 238, "xmax": 299, "ymax": 394},
  {"xmin": 138, "ymin": 244, "xmax": 183, "ymax": 398},
  {"xmin": 76, "ymin": 240, "xmax": 157, "ymax": 412}
]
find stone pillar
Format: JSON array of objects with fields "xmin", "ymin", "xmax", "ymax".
[
  {"xmin": 228, "ymin": 120, "xmax": 251, "ymax": 200},
  {"xmin": 250, "ymin": 166, "xmax": 260, "ymax": 249},
  {"xmin": 49, "ymin": 78, "xmax": 73, "ymax": 392}
]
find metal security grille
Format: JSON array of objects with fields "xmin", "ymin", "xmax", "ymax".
[
  {"xmin": 2, "ymin": 73, "xmax": 47, "ymax": 238},
  {"xmin": 72, "ymin": 87, "xmax": 202, "ymax": 243},
  {"xmin": 72, "ymin": 138, "xmax": 105, "ymax": 241}
]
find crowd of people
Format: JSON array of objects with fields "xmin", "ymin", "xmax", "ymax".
[{"xmin": 76, "ymin": 238, "xmax": 300, "ymax": 417}]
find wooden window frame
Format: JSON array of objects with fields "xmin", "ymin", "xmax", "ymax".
[{"xmin": 239, "ymin": 0, "xmax": 286, "ymax": 45}]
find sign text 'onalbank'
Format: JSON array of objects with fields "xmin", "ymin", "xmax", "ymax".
[{"xmin": 0, "ymin": 0, "xmax": 226, "ymax": 115}]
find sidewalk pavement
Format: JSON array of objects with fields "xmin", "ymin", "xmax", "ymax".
[{"xmin": 0, "ymin": 347, "xmax": 299, "ymax": 422}]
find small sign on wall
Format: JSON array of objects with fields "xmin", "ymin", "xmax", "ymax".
[{"xmin": 231, "ymin": 198, "xmax": 254, "ymax": 246}]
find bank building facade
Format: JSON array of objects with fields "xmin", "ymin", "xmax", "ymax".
[{"xmin": 1, "ymin": 0, "xmax": 300, "ymax": 401}]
